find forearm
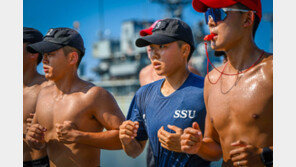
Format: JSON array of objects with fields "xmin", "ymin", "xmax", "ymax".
[
  {"xmin": 76, "ymin": 130, "xmax": 122, "ymax": 150},
  {"xmin": 122, "ymin": 139, "xmax": 146, "ymax": 158},
  {"xmin": 197, "ymin": 137, "xmax": 223, "ymax": 161}
]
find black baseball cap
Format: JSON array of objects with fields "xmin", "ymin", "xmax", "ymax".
[
  {"xmin": 135, "ymin": 18, "xmax": 195, "ymax": 50},
  {"xmin": 27, "ymin": 27, "xmax": 85, "ymax": 56},
  {"xmin": 23, "ymin": 27, "xmax": 43, "ymax": 43}
]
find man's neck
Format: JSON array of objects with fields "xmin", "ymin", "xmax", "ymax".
[
  {"xmin": 161, "ymin": 67, "xmax": 190, "ymax": 96},
  {"xmin": 225, "ymin": 37, "xmax": 262, "ymax": 73},
  {"xmin": 52, "ymin": 71, "xmax": 81, "ymax": 94},
  {"xmin": 23, "ymin": 65, "xmax": 40, "ymax": 86}
]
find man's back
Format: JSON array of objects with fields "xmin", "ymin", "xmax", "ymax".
[{"xmin": 205, "ymin": 54, "xmax": 273, "ymax": 165}]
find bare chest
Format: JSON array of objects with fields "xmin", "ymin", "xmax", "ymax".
[
  {"xmin": 35, "ymin": 94, "xmax": 96, "ymax": 139},
  {"xmin": 207, "ymin": 75, "xmax": 273, "ymax": 132}
]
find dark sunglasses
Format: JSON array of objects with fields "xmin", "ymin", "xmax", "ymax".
[{"xmin": 205, "ymin": 8, "xmax": 255, "ymax": 24}]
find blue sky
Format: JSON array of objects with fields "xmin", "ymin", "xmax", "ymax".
[{"xmin": 24, "ymin": 0, "xmax": 273, "ymax": 80}]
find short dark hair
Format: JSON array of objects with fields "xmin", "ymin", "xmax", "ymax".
[
  {"xmin": 177, "ymin": 41, "xmax": 195, "ymax": 62},
  {"xmin": 62, "ymin": 46, "xmax": 83, "ymax": 67},
  {"xmin": 235, "ymin": 3, "xmax": 260, "ymax": 38}
]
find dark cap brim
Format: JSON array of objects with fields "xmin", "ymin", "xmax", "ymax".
[
  {"xmin": 27, "ymin": 41, "xmax": 63, "ymax": 54},
  {"xmin": 135, "ymin": 34, "xmax": 177, "ymax": 47}
]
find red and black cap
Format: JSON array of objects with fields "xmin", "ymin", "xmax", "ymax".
[
  {"xmin": 192, "ymin": 0, "xmax": 262, "ymax": 21},
  {"xmin": 139, "ymin": 20, "xmax": 162, "ymax": 37},
  {"xmin": 27, "ymin": 27, "xmax": 85, "ymax": 56},
  {"xmin": 136, "ymin": 18, "xmax": 195, "ymax": 50}
]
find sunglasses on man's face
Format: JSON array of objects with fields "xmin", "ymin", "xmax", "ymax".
[{"xmin": 205, "ymin": 8, "xmax": 255, "ymax": 24}]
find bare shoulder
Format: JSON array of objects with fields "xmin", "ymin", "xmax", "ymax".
[
  {"xmin": 140, "ymin": 64, "xmax": 153, "ymax": 75},
  {"xmin": 82, "ymin": 83, "xmax": 115, "ymax": 102},
  {"xmin": 259, "ymin": 53, "xmax": 273, "ymax": 80},
  {"xmin": 139, "ymin": 64, "xmax": 153, "ymax": 86}
]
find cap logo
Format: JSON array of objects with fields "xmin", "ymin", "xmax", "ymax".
[
  {"xmin": 45, "ymin": 29, "xmax": 56, "ymax": 37},
  {"xmin": 152, "ymin": 21, "xmax": 168, "ymax": 32},
  {"xmin": 155, "ymin": 21, "xmax": 162, "ymax": 29}
]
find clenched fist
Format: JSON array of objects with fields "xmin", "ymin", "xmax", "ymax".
[
  {"xmin": 26, "ymin": 123, "xmax": 47, "ymax": 150},
  {"xmin": 56, "ymin": 121, "xmax": 80, "ymax": 144},
  {"xmin": 180, "ymin": 122, "xmax": 203, "ymax": 154},
  {"xmin": 119, "ymin": 120, "xmax": 139, "ymax": 145}
]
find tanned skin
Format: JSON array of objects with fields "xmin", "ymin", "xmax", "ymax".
[
  {"xmin": 181, "ymin": 4, "xmax": 273, "ymax": 167},
  {"xmin": 26, "ymin": 48, "xmax": 125, "ymax": 167},
  {"xmin": 23, "ymin": 42, "xmax": 49, "ymax": 162},
  {"xmin": 139, "ymin": 46, "xmax": 201, "ymax": 86}
]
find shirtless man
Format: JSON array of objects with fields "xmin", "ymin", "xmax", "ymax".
[
  {"xmin": 180, "ymin": 0, "xmax": 273, "ymax": 167},
  {"xmin": 23, "ymin": 27, "xmax": 50, "ymax": 167},
  {"xmin": 26, "ymin": 27, "xmax": 125, "ymax": 167}
]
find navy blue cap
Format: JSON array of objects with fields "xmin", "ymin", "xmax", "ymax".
[
  {"xmin": 27, "ymin": 27, "xmax": 85, "ymax": 56},
  {"xmin": 135, "ymin": 18, "xmax": 195, "ymax": 50},
  {"xmin": 23, "ymin": 27, "xmax": 43, "ymax": 43}
]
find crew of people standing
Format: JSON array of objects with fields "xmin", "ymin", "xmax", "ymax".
[{"xmin": 23, "ymin": 0, "xmax": 273, "ymax": 167}]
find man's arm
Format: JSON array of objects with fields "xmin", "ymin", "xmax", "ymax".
[
  {"xmin": 26, "ymin": 109, "xmax": 47, "ymax": 150},
  {"xmin": 119, "ymin": 120, "xmax": 147, "ymax": 158},
  {"xmin": 181, "ymin": 74, "xmax": 222, "ymax": 161},
  {"xmin": 83, "ymin": 87, "xmax": 125, "ymax": 149}
]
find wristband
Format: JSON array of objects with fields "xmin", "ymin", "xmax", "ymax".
[{"xmin": 260, "ymin": 147, "xmax": 273, "ymax": 167}]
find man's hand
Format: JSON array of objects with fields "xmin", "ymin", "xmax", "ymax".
[
  {"xmin": 230, "ymin": 140, "xmax": 264, "ymax": 167},
  {"xmin": 157, "ymin": 125, "xmax": 183, "ymax": 152},
  {"xmin": 26, "ymin": 113, "xmax": 35, "ymax": 131},
  {"xmin": 56, "ymin": 121, "xmax": 80, "ymax": 144},
  {"xmin": 180, "ymin": 122, "xmax": 203, "ymax": 154},
  {"xmin": 26, "ymin": 123, "xmax": 47, "ymax": 150},
  {"xmin": 119, "ymin": 120, "xmax": 139, "ymax": 146}
]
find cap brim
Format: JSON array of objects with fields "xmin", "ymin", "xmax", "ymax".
[
  {"xmin": 136, "ymin": 34, "xmax": 177, "ymax": 47},
  {"xmin": 192, "ymin": 0, "xmax": 236, "ymax": 12},
  {"xmin": 27, "ymin": 41, "xmax": 63, "ymax": 54}
]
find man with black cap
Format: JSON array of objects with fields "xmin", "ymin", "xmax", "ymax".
[
  {"xmin": 23, "ymin": 27, "xmax": 50, "ymax": 167},
  {"xmin": 180, "ymin": 0, "xmax": 273, "ymax": 167},
  {"xmin": 25, "ymin": 27, "xmax": 125, "ymax": 167},
  {"xmin": 119, "ymin": 18, "xmax": 210, "ymax": 167},
  {"xmin": 138, "ymin": 20, "xmax": 201, "ymax": 86}
]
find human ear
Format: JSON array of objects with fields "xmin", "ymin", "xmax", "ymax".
[
  {"xmin": 68, "ymin": 52, "xmax": 78, "ymax": 65},
  {"xmin": 182, "ymin": 44, "xmax": 190, "ymax": 58},
  {"xmin": 243, "ymin": 11, "xmax": 254, "ymax": 27}
]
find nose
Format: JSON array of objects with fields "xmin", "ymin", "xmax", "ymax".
[
  {"xmin": 149, "ymin": 48, "xmax": 160, "ymax": 60},
  {"xmin": 42, "ymin": 54, "xmax": 48, "ymax": 64},
  {"xmin": 207, "ymin": 15, "xmax": 217, "ymax": 28}
]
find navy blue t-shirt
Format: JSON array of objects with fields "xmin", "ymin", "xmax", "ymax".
[{"xmin": 127, "ymin": 73, "xmax": 210, "ymax": 167}]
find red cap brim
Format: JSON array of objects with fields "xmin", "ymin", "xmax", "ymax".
[{"xmin": 192, "ymin": 0, "xmax": 237, "ymax": 12}]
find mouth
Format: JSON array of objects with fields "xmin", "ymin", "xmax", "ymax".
[
  {"xmin": 43, "ymin": 66, "xmax": 49, "ymax": 73},
  {"xmin": 210, "ymin": 32, "xmax": 218, "ymax": 41},
  {"xmin": 152, "ymin": 61, "xmax": 161, "ymax": 69}
]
